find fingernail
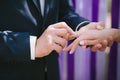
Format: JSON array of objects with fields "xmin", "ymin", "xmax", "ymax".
[
  {"xmin": 69, "ymin": 51, "xmax": 73, "ymax": 54},
  {"xmin": 80, "ymin": 41, "xmax": 85, "ymax": 45}
]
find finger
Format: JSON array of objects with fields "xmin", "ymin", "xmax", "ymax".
[
  {"xmin": 90, "ymin": 39, "xmax": 108, "ymax": 52},
  {"xmin": 98, "ymin": 22, "xmax": 105, "ymax": 27},
  {"xmin": 96, "ymin": 22, "xmax": 105, "ymax": 30},
  {"xmin": 63, "ymin": 42, "xmax": 73, "ymax": 53},
  {"xmin": 55, "ymin": 28, "xmax": 68, "ymax": 40},
  {"xmin": 75, "ymin": 26, "xmax": 89, "ymax": 37},
  {"xmin": 63, "ymin": 38, "xmax": 80, "ymax": 54},
  {"xmin": 79, "ymin": 33, "xmax": 98, "ymax": 41},
  {"xmin": 79, "ymin": 39, "xmax": 100, "ymax": 46},
  {"xmin": 68, "ymin": 34, "xmax": 76, "ymax": 40},
  {"xmin": 53, "ymin": 43, "xmax": 63, "ymax": 53},
  {"xmin": 91, "ymin": 43, "xmax": 102, "ymax": 52},
  {"xmin": 67, "ymin": 36, "xmax": 97, "ymax": 53},
  {"xmin": 107, "ymin": 36, "xmax": 114, "ymax": 47},
  {"xmin": 96, "ymin": 25, "xmax": 104, "ymax": 30},
  {"xmin": 65, "ymin": 34, "xmax": 100, "ymax": 53},
  {"xmin": 99, "ymin": 40, "xmax": 108, "ymax": 51},
  {"xmin": 74, "ymin": 31, "xmax": 83, "ymax": 38},
  {"xmin": 69, "ymin": 38, "xmax": 81, "ymax": 54},
  {"xmin": 53, "ymin": 36, "xmax": 67, "ymax": 48},
  {"xmin": 52, "ymin": 22, "xmax": 75, "ymax": 36}
]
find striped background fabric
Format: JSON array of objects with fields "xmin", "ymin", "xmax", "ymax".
[
  {"xmin": 108, "ymin": 0, "xmax": 120, "ymax": 80},
  {"xmin": 59, "ymin": 0, "xmax": 120, "ymax": 80}
]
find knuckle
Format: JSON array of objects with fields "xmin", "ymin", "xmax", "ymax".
[
  {"xmin": 48, "ymin": 25, "xmax": 53, "ymax": 28},
  {"xmin": 60, "ymin": 40, "xmax": 67, "ymax": 47},
  {"xmin": 63, "ymin": 40, "xmax": 67, "ymax": 46},
  {"xmin": 99, "ymin": 22, "xmax": 105, "ymax": 26},
  {"xmin": 63, "ymin": 29, "xmax": 68, "ymax": 33},
  {"xmin": 47, "ymin": 25, "xmax": 55, "ymax": 32},
  {"xmin": 103, "ymin": 40, "xmax": 108, "ymax": 45},
  {"xmin": 60, "ymin": 22, "xmax": 66, "ymax": 25},
  {"xmin": 90, "ymin": 22, "xmax": 96, "ymax": 25},
  {"xmin": 60, "ymin": 22, "xmax": 67, "ymax": 26}
]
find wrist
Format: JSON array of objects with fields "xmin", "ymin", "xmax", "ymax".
[
  {"xmin": 35, "ymin": 40, "xmax": 46, "ymax": 58},
  {"xmin": 35, "ymin": 43, "xmax": 42, "ymax": 58}
]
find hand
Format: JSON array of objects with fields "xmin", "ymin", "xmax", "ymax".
[
  {"xmin": 35, "ymin": 22, "xmax": 75, "ymax": 58},
  {"xmin": 75, "ymin": 22, "xmax": 105, "ymax": 37},
  {"xmin": 75, "ymin": 22, "xmax": 107, "ymax": 51},
  {"xmin": 78, "ymin": 29, "xmax": 114, "ymax": 51},
  {"xmin": 64, "ymin": 22, "xmax": 110, "ymax": 53},
  {"xmin": 77, "ymin": 22, "xmax": 110, "ymax": 52},
  {"xmin": 64, "ymin": 28, "xmax": 113, "ymax": 53}
]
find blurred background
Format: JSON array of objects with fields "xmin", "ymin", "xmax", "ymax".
[{"xmin": 59, "ymin": 0, "xmax": 120, "ymax": 80}]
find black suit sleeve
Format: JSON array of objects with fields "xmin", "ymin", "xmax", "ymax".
[
  {"xmin": 59, "ymin": 0, "xmax": 89, "ymax": 31},
  {"xmin": 0, "ymin": 31, "xmax": 31, "ymax": 62}
]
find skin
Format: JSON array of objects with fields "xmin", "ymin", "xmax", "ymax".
[
  {"xmin": 75, "ymin": 22, "xmax": 108, "ymax": 51},
  {"xmin": 78, "ymin": 28, "xmax": 120, "ymax": 44},
  {"xmin": 35, "ymin": 21, "xmax": 111, "ymax": 58},
  {"xmin": 64, "ymin": 22, "xmax": 112, "ymax": 53},
  {"xmin": 35, "ymin": 22, "xmax": 75, "ymax": 58}
]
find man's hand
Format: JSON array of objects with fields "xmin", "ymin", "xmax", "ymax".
[
  {"xmin": 75, "ymin": 22, "xmax": 105, "ymax": 37},
  {"xmin": 35, "ymin": 22, "xmax": 75, "ymax": 58}
]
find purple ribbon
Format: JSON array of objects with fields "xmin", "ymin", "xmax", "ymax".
[
  {"xmin": 117, "ymin": 2, "xmax": 120, "ymax": 79},
  {"xmin": 108, "ymin": 0, "xmax": 120, "ymax": 80},
  {"xmin": 74, "ymin": 0, "xmax": 92, "ymax": 80},
  {"xmin": 96, "ymin": 0, "xmax": 109, "ymax": 80},
  {"xmin": 91, "ymin": 0, "xmax": 99, "ymax": 80}
]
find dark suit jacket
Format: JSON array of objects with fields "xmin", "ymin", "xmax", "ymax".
[{"xmin": 0, "ymin": 0, "xmax": 87, "ymax": 80}]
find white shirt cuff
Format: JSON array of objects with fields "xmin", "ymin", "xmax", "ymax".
[
  {"xmin": 75, "ymin": 21, "xmax": 90, "ymax": 31},
  {"xmin": 30, "ymin": 36, "xmax": 37, "ymax": 60}
]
